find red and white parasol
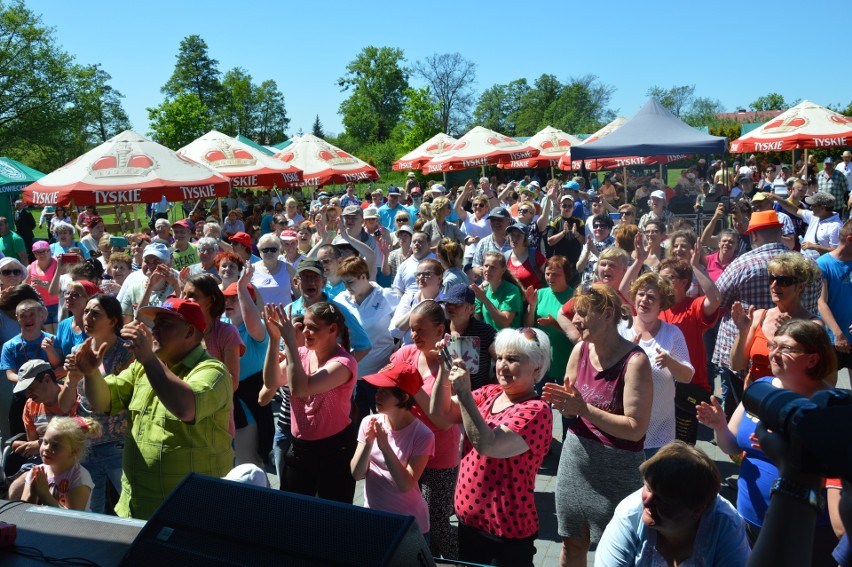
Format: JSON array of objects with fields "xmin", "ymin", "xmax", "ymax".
[
  {"xmin": 559, "ymin": 117, "xmax": 627, "ymax": 170},
  {"xmin": 392, "ymin": 133, "xmax": 457, "ymax": 171},
  {"xmin": 178, "ymin": 130, "xmax": 303, "ymax": 188},
  {"xmin": 22, "ymin": 130, "xmax": 230, "ymax": 207},
  {"xmin": 273, "ymin": 134, "xmax": 379, "ymax": 187},
  {"xmin": 421, "ymin": 126, "xmax": 539, "ymax": 174},
  {"xmin": 499, "ymin": 126, "xmax": 582, "ymax": 169},
  {"xmin": 729, "ymin": 100, "xmax": 852, "ymax": 153}
]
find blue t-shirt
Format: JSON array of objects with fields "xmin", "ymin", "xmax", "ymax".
[
  {"xmin": 0, "ymin": 332, "xmax": 55, "ymax": 370},
  {"xmin": 736, "ymin": 376, "xmax": 831, "ymax": 528},
  {"xmin": 236, "ymin": 321, "xmax": 269, "ymax": 426},
  {"xmin": 378, "ymin": 203, "xmax": 406, "ymax": 231},
  {"xmin": 323, "ymin": 280, "xmax": 345, "ymax": 300},
  {"xmin": 285, "ymin": 294, "xmax": 372, "ymax": 352},
  {"xmin": 54, "ymin": 317, "xmax": 87, "ymax": 357},
  {"xmin": 260, "ymin": 214, "xmax": 274, "ymax": 235},
  {"xmin": 50, "ymin": 241, "xmax": 90, "ymax": 259},
  {"xmin": 817, "ymin": 253, "xmax": 852, "ymax": 343}
]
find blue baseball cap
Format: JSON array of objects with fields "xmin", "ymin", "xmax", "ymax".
[
  {"xmin": 562, "ymin": 181, "xmax": 580, "ymax": 190},
  {"xmin": 438, "ymin": 284, "xmax": 475, "ymax": 305}
]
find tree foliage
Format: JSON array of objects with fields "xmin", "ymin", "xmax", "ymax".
[
  {"xmin": 397, "ymin": 87, "xmax": 442, "ymax": 153},
  {"xmin": 147, "ymin": 93, "xmax": 212, "ymax": 149},
  {"xmin": 151, "ymin": 36, "xmax": 289, "ymax": 147},
  {"xmin": 338, "ymin": 46, "xmax": 409, "ymax": 144},
  {"xmin": 0, "ymin": 0, "xmax": 131, "ymax": 171},
  {"xmin": 414, "ymin": 52, "xmax": 476, "ymax": 135},
  {"xmin": 311, "ymin": 115, "xmax": 325, "ymax": 138},
  {"xmin": 472, "ymin": 74, "xmax": 614, "ymax": 136},
  {"xmin": 646, "ymin": 85, "xmax": 696, "ymax": 118},
  {"xmin": 750, "ymin": 93, "xmax": 798, "ymax": 112},
  {"xmin": 162, "ymin": 34, "xmax": 222, "ymax": 113}
]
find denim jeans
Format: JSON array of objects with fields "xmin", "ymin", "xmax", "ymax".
[
  {"xmin": 272, "ymin": 428, "xmax": 291, "ymax": 484},
  {"xmin": 82, "ymin": 441, "xmax": 124, "ymax": 514}
]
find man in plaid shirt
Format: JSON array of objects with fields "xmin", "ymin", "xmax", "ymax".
[
  {"xmin": 817, "ymin": 157, "xmax": 848, "ymax": 214},
  {"xmin": 711, "ymin": 210, "xmax": 820, "ymax": 415}
]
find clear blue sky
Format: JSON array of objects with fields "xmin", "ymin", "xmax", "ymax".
[{"xmin": 35, "ymin": 0, "xmax": 846, "ymax": 142}]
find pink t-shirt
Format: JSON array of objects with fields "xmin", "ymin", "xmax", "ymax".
[
  {"xmin": 454, "ymin": 384, "xmax": 552, "ymax": 538},
  {"xmin": 28, "ymin": 259, "xmax": 59, "ymax": 306},
  {"xmin": 291, "ymin": 346, "xmax": 357, "ymax": 440},
  {"xmin": 25, "ymin": 463, "xmax": 94, "ymax": 511},
  {"xmin": 705, "ymin": 251, "xmax": 731, "ymax": 282},
  {"xmin": 392, "ymin": 345, "xmax": 461, "ymax": 469},
  {"xmin": 204, "ymin": 320, "xmax": 246, "ymax": 361},
  {"xmin": 357, "ymin": 414, "xmax": 434, "ymax": 533}
]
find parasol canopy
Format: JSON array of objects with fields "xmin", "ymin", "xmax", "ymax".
[
  {"xmin": 499, "ymin": 125, "xmax": 582, "ymax": 169},
  {"xmin": 558, "ymin": 117, "xmax": 627, "ymax": 170},
  {"xmin": 178, "ymin": 130, "xmax": 302, "ymax": 188},
  {"xmin": 0, "ymin": 157, "xmax": 44, "ymax": 194},
  {"xmin": 392, "ymin": 133, "xmax": 457, "ymax": 171},
  {"xmin": 22, "ymin": 130, "xmax": 230, "ymax": 207},
  {"xmin": 421, "ymin": 126, "xmax": 539, "ymax": 174},
  {"xmin": 273, "ymin": 134, "xmax": 379, "ymax": 187},
  {"xmin": 729, "ymin": 100, "xmax": 852, "ymax": 153}
]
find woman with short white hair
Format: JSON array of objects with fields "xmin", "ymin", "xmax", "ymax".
[
  {"xmin": 49, "ymin": 222, "xmax": 89, "ymax": 259},
  {"xmin": 251, "ymin": 232, "xmax": 297, "ymax": 307}
]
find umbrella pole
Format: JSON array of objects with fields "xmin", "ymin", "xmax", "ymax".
[
  {"xmin": 804, "ymin": 149, "xmax": 809, "ymax": 183},
  {"xmin": 133, "ymin": 205, "xmax": 140, "ymax": 232},
  {"xmin": 218, "ymin": 197, "xmax": 224, "ymax": 223}
]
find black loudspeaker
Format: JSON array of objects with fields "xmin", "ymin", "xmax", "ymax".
[{"xmin": 119, "ymin": 473, "xmax": 435, "ymax": 567}]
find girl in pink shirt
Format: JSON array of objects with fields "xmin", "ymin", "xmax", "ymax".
[
  {"xmin": 262, "ymin": 301, "xmax": 358, "ymax": 504},
  {"xmin": 351, "ymin": 360, "xmax": 434, "ymax": 535}
]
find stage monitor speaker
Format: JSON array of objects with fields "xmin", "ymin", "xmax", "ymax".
[{"xmin": 119, "ymin": 473, "xmax": 435, "ymax": 567}]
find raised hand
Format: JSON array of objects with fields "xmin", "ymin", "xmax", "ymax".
[
  {"xmin": 537, "ymin": 314, "xmax": 559, "ymax": 329},
  {"xmin": 731, "ymin": 301, "xmax": 753, "ymax": 332},
  {"xmin": 696, "ymin": 397, "xmax": 727, "ymax": 430},
  {"xmin": 448, "ymin": 359, "xmax": 471, "ymax": 395},
  {"xmin": 67, "ymin": 337, "xmax": 108, "ymax": 376},
  {"xmin": 469, "ymin": 283, "xmax": 487, "ymax": 302},
  {"xmin": 120, "ymin": 321, "xmax": 156, "ymax": 363},
  {"xmin": 523, "ymin": 285, "xmax": 537, "ymax": 306},
  {"xmin": 633, "ymin": 231, "xmax": 648, "ymax": 263},
  {"xmin": 239, "ymin": 262, "xmax": 253, "ymax": 289}
]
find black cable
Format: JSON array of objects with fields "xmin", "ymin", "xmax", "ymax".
[
  {"xmin": 0, "ymin": 500, "xmax": 24, "ymax": 515},
  {"xmin": 7, "ymin": 545, "xmax": 101, "ymax": 566}
]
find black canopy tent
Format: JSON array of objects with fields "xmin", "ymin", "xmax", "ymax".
[{"xmin": 570, "ymin": 98, "xmax": 728, "ymax": 161}]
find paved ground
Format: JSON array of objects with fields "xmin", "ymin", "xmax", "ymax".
[{"xmin": 269, "ymin": 369, "xmax": 850, "ymax": 566}]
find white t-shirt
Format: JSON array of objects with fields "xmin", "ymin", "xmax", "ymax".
[{"xmin": 619, "ymin": 321, "xmax": 693, "ymax": 450}]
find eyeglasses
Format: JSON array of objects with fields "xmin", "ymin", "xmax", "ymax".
[
  {"xmin": 560, "ymin": 202, "xmax": 573, "ymax": 208},
  {"xmin": 260, "ymin": 247, "xmax": 280, "ymax": 254},
  {"xmin": 415, "ymin": 271, "xmax": 435, "ymax": 279},
  {"xmin": 64, "ymin": 292, "xmax": 82, "ymax": 300},
  {"xmin": 769, "ymin": 274, "xmax": 799, "ymax": 287},
  {"xmin": 474, "ymin": 203, "xmax": 488, "ymax": 208},
  {"xmin": 644, "ymin": 229, "xmax": 660, "ymax": 235},
  {"xmin": 0, "ymin": 269, "xmax": 21, "ymax": 276},
  {"xmin": 766, "ymin": 341, "xmax": 805, "ymax": 356}
]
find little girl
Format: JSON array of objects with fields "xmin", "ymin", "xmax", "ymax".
[
  {"xmin": 21, "ymin": 416, "xmax": 101, "ymax": 511},
  {"xmin": 350, "ymin": 361, "xmax": 435, "ymax": 538}
]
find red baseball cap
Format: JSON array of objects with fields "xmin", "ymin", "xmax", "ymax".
[
  {"xmin": 138, "ymin": 297, "xmax": 207, "ymax": 334},
  {"xmin": 173, "ymin": 219, "xmax": 193, "ymax": 230},
  {"xmin": 363, "ymin": 361, "xmax": 423, "ymax": 396},
  {"xmin": 280, "ymin": 230, "xmax": 298, "ymax": 241},
  {"xmin": 230, "ymin": 232, "xmax": 253, "ymax": 250},
  {"xmin": 223, "ymin": 282, "xmax": 257, "ymax": 302}
]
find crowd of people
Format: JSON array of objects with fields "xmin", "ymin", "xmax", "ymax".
[{"xmin": 1, "ymin": 153, "xmax": 851, "ymax": 567}]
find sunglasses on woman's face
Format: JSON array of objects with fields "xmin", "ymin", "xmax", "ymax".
[
  {"xmin": 769, "ymin": 274, "xmax": 798, "ymax": 287},
  {"xmin": 0, "ymin": 269, "xmax": 21, "ymax": 276}
]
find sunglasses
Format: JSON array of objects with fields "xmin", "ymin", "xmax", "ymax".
[
  {"xmin": 415, "ymin": 271, "xmax": 435, "ymax": 279},
  {"xmin": 619, "ymin": 211, "xmax": 634, "ymax": 216},
  {"xmin": 260, "ymin": 247, "xmax": 280, "ymax": 254},
  {"xmin": 560, "ymin": 203, "xmax": 572, "ymax": 208},
  {"xmin": 396, "ymin": 218, "xmax": 409, "ymax": 223},
  {"xmin": 769, "ymin": 274, "xmax": 799, "ymax": 287},
  {"xmin": 0, "ymin": 269, "xmax": 22, "ymax": 276},
  {"xmin": 592, "ymin": 223, "xmax": 608, "ymax": 229},
  {"xmin": 766, "ymin": 341, "xmax": 804, "ymax": 356},
  {"xmin": 518, "ymin": 208, "xmax": 532, "ymax": 214},
  {"xmin": 518, "ymin": 327, "xmax": 539, "ymax": 343},
  {"xmin": 474, "ymin": 203, "xmax": 488, "ymax": 208},
  {"xmin": 64, "ymin": 292, "xmax": 82, "ymax": 300}
]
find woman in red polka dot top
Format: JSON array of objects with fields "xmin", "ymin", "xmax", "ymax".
[{"xmin": 431, "ymin": 327, "xmax": 553, "ymax": 567}]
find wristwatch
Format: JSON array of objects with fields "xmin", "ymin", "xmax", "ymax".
[{"xmin": 771, "ymin": 477, "xmax": 825, "ymax": 512}]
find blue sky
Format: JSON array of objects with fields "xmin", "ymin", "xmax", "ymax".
[{"xmin": 35, "ymin": 0, "xmax": 846, "ymax": 142}]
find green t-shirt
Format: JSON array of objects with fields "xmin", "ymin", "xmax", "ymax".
[
  {"xmin": 172, "ymin": 243, "xmax": 199, "ymax": 271},
  {"xmin": 536, "ymin": 287, "xmax": 575, "ymax": 379},
  {"xmin": 0, "ymin": 231, "xmax": 25, "ymax": 259},
  {"xmin": 475, "ymin": 280, "xmax": 523, "ymax": 330}
]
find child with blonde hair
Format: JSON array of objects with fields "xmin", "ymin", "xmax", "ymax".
[{"xmin": 21, "ymin": 416, "xmax": 101, "ymax": 511}]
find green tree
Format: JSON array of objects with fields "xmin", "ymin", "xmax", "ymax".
[
  {"xmin": 147, "ymin": 93, "xmax": 212, "ymax": 149},
  {"xmin": 684, "ymin": 97, "xmax": 726, "ymax": 127},
  {"xmin": 254, "ymin": 80, "xmax": 289, "ymax": 145},
  {"xmin": 218, "ymin": 67, "xmax": 256, "ymax": 136},
  {"xmin": 397, "ymin": 87, "xmax": 441, "ymax": 153},
  {"xmin": 749, "ymin": 93, "xmax": 796, "ymax": 112},
  {"xmin": 0, "ymin": 1, "xmax": 76, "ymax": 150},
  {"xmin": 472, "ymin": 79, "xmax": 530, "ymax": 136},
  {"xmin": 311, "ymin": 115, "xmax": 325, "ymax": 138},
  {"xmin": 338, "ymin": 46, "xmax": 409, "ymax": 144},
  {"xmin": 73, "ymin": 65, "xmax": 131, "ymax": 143},
  {"xmin": 514, "ymin": 74, "xmax": 563, "ymax": 135},
  {"xmin": 162, "ymin": 35, "xmax": 222, "ymax": 113},
  {"xmin": 413, "ymin": 52, "xmax": 476, "ymax": 135},
  {"xmin": 647, "ymin": 85, "xmax": 696, "ymax": 117},
  {"xmin": 545, "ymin": 75, "xmax": 615, "ymax": 134}
]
